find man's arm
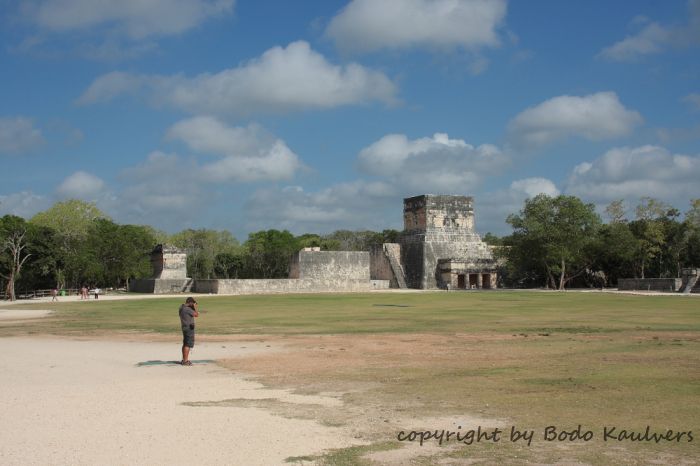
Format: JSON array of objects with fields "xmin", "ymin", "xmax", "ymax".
[{"xmin": 192, "ymin": 303, "xmax": 199, "ymax": 318}]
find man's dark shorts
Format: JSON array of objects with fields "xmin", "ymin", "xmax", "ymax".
[{"xmin": 182, "ymin": 326, "xmax": 195, "ymax": 348}]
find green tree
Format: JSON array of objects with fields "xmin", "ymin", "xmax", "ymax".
[
  {"xmin": 0, "ymin": 216, "xmax": 32, "ymax": 300},
  {"xmin": 30, "ymin": 199, "xmax": 109, "ymax": 242},
  {"xmin": 629, "ymin": 198, "xmax": 670, "ymax": 278},
  {"xmin": 506, "ymin": 194, "xmax": 602, "ymax": 290},
  {"xmin": 171, "ymin": 229, "xmax": 240, "ymax": 279},
  {"xmin": 213, "ymin": 252, "xmax": 245, "ymax": 278},
  {"xmin": 604, "ymin": 199, "xmax": 628, "ymax": 223},
  {"xmin": 242, "ymin": 229, "xmax": 299, "ymax": 278},
  {"xmin": 18, "ymin": 223, "xmax": 60, "ymax": 291},
  {"xmin": 321, "ymin": 229, "xmax": 397, "ymax": 251},
  {"xmin": 86, "ymin": 220, "xmax": 155, "ymax": 288},
  {"xmin": 296, "ymin": 233, "xmax": 341, "ymax": 251},
  {"xmin": 685, "ymin": 199, "xmax": 700, "ymax": 267},
  {"xmin": 590, "ymin": 222, "xmax": 638, "ymax": 285},
  {"xmin": 30, "ymin": 200, "xmax": 110, "ymax": 288},
  {"xmin": 482, "ymin": 232, "xmax": 503, "ymax": 246}
]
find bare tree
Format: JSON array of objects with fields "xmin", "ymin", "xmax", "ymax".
[{"xmin": 1, "ymin": 230, "xmax": 31, "ymax": 301}]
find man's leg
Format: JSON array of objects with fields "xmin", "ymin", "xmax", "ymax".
[{"xmin": 182, "ymin": 344, "xmax": 190, "ymax": 362}]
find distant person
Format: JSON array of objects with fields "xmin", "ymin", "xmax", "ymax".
[
  {"xmin": 179, "ymin": 297, "xmax": 199, "ymax": 366},
  {"xmin": 94, "ymin": 288, "xmax": 100, "ymax": 300},
  {"xmin": 51, "ymin": 288, "xmax": 58, "ymax": 302},
  {"xmin": 80, "ymin": 286, "xmax": 87, "ymax": 300}
]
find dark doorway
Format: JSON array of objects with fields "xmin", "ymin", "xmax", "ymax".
[
  {"xmin": 482, "ymin": 273, "xmax": 491, "ymax": 289},
  {"xmin": 457, "ymin": 274, "xmax": 466, "ymax": 289},
  {"xmin": 469, "ymin": 274, "xmax": 477, "ymax": 288}
]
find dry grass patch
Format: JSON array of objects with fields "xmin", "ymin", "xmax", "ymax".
[{"xmin": 220, "ymin": 330, "xmax": 699, "ymax": 465}]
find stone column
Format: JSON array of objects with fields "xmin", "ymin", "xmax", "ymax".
[{"xmin": 476, "ymin": 273, "xmax": 482, "ymax": 289}]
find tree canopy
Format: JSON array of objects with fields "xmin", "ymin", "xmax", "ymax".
[{"xmin": 505, "ymin": 194, "xmax": 601, "ymax": 290}]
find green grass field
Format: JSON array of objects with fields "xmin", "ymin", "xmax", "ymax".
[
  {"xmin": 3, "ymin": 291, "xmax": 699, "ymax": 464},
  {"xmin": 3, "ymin": 291, "xmax": 698, "ymax": 336}
]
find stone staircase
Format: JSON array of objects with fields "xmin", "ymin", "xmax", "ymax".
[
  {"xmin": 383, "ymin": 243, "xmax": 407, "ymax": 289},
  {"xmin": 681, "ymin": 268, "xmax": 699, "ymax": 294}
]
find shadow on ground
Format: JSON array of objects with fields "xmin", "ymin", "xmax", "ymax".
[{"xmin": 136, "ymin": 359, "xmax": 215, "ymax": 367}]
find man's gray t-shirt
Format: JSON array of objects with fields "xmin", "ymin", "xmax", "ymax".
[{"xmin": 179, "ymin": 304, "xmax": 195, "ymax": 329}]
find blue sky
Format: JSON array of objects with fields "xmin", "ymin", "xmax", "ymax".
[{"xmin": 1, "ymin": 0, "xmax": 699, "ymax": 240}]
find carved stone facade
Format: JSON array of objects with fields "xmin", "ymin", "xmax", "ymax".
[
  {"xmin": 128, "ymin": 244, "xmax": 193, "ymax": 293},
  {"xmin": 374, "ymin": 194, "xmax": 498, "ymax": 290},
  {"xmin": 151, "ymin": 244, "xmax": 188, "ymax": 279}
]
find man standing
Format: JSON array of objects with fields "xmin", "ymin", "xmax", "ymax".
[{"xmin": 179, "ymin": 297, "xmax": 199, "ymax": 366}]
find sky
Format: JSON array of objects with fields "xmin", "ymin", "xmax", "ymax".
[{"xmin": 1, "ymin": 0, "xmax": 699, "ymax": 240}]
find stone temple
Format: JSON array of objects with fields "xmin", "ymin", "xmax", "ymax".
[
  {"xmin": 130, "ymin": 194, "xmax": 498, "ymax": 294},
  {"xmin": 371, "ymin": 194, "xmax": 498, "ymax": 290}
]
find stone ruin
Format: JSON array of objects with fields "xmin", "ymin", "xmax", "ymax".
[
  {"xmin": 129, "ymin": 194, "xmax": 499, "ymax": 294},
  {"xmin": 371, "ymin": 194, "xmax": 498, "ymax": 290},
  {"xmin": 129, "ymin": 245, "xmax": 194, "ymax": 293},
  {"xmin": 618, "ymin": 268, "xmax": 700, "ymax": 293}
]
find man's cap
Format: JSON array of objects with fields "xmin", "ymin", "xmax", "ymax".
[{"xmin": 185, "ymin": 297, "xmax": 197, "ymax": 304}]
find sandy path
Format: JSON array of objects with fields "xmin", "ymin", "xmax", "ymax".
[
  {"xmin": 0, "ymin": 310, "xmax": 52, "ymax": 320},
  {"xmin": 0, "ymin": 337, "xmax": 363, "ymax": 465}
]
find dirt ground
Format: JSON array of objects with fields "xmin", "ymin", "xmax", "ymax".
[
  {"xmin": 0, "ymin": 336, "xmax": 368, "ymax": 465},
  {"xmin": 1, "ymin": 295, "xmax": 697, "ymax": 465}
]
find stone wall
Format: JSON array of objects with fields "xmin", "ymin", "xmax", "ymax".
[
  {"xmin": 369, "ymin": 244, "xmax": 392, "ymax": 281},
  {"xmin": 618, "ymin": 278, "xmax": 682, "ymax": 292},
  {"xmin": 151, "ymin": 245, "xmax": 188, "ymax": 279},
  {"xmin": 128, "ymin": 278, "xmax": 194, "ymax": 294},
  {"xmin": 289, "ymin": 250, "xmax": 370, "ymax": 280},
  {"xmin": 194, "ymin": 278, "xmax": 388, "ymax": 295}
]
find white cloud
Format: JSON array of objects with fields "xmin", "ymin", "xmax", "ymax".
[
  {"xmin": 326, "ymin": 0, "xmax": 507, "ymax": 54},
  {"xmin": 509, "ymin": 177, "xmax": 560, "ymax": 198},
  {"xmin": 477, "ymin": 178, "xmax": 560, "ymax": 234},
  {"xmin": 56, "ymin": 171, "xmax": 106, "ymax": 199},
  {"xmin": 166, "ymin": 116, "xmax": 303, "ymax": 182},
  {"xmin": 656, "ymin": 124, "xmax": 700, "ymax": 143},
  {"xmin": 21, "ymin": 0, "xmax": 234, "ymax": 39},
  {"xmin": 245, "ymin": 181, "xmax": 398, "ymax": 233},
  {"xmin": 78, "ymin": 41, "xmax": 398, "ymax": 115},
  {"xmin": 0, "ymin": 117, "xmax": 45, "ymax": 155},
  {"xmin": 119, "ymin": 151, "xmax": 202, "ymax": 212},
  {"xmin": 76, "ymin": 71, "xmax": 148, "ymax": 105},
  {"xmin": 357, "ymin": 132, "xmax": 508, "ymax": 193},
  {"xmin": 598, "ymin": 22, "xmax": 668, "ymax": 61},
  {"xmin": 508, "ymin": 92, "xmax": 643, "ymax": 149},
  {"xmin": 0, "ymin": 191, "xmax": 51, "ymax": 219},
  {"xmin": 242, "ymin": 131, "xmax": 511, "ymax": 235},
  {"xmin": 684, "ymin": 93, "xmax": 700, "ymax": 111},
  {"xmin": 199, "ymin": 142, "xmax": 301, "ymax": 183},
  {"xmin": 599, "ymin": 0, "xmax": 700, "ymax": 61},
  {"xmin": 566, "ymin": 145, "xmax": 700, "ymax": 203},
  {"xmin": 166, "ymin": 116, "xmax": 272, "ymax": 155}
]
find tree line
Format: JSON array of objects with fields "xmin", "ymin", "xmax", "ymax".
[
  {"xmin": 1, "ymin": 196, "xmax": 698, "ymax": 299},
  {"xmin": 487, "ymin": 195, "xmax": 700, "ymax": 289},
  {"xmin": 0, "ymin": 199, "xmax": 399, "ymax": 299}
]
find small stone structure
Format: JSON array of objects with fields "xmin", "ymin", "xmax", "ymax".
[
  {"xmin": 372, "ymin": 195, "xmax": 497, "ymax": 290},
  {"xmin": 128, "ymin": 245, "xmax": 194, "ymax": 293},
  {"xmin": 616, "ymin": 268, "xmax": 700, "ymax": 293},
  {"xmin": 618, "ymin": 278, "xmax": 683, "ymax": 292},
  {"xmin": 151, "ymin": 244, "xmax": 187, "ymax": 279}
]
